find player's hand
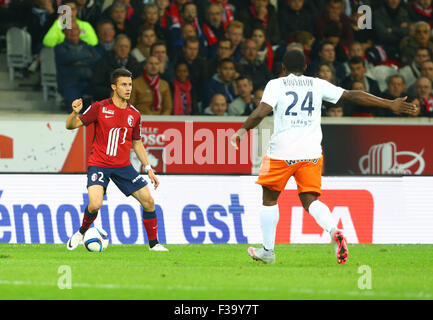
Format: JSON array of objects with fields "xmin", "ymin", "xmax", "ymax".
[
  {"xmin": 148, "ymin": 169, "xmax": 159, "ymax": 189},
  {"xmin": 389, "ymin": 96, "xmax": 417, "ymax": 115},
  {"xmin": 71, "ymin": 98, "xmax": 83, "ymax": 114},
  {"xmin": 230, "ymin": 128, "xmax": 247, "ymax": 150}
]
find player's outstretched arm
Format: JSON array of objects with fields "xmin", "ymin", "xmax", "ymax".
[
  {"xmin": 230, "ymin": 102, "xmax": 273, "ymax": 150},
  {"xmin": 339, "ymin": 90, "xmax": 418, "ymax": 115},
  {"xmin": 132, "ymin": 139, "xmax": 159, "ymax": 189},
  {"xmin": 65, "ymin": 98, "xmax": 84, "ymax": 130}
]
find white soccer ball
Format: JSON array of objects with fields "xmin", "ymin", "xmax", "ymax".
[{"xmin": 83, "ymin": 227, "xmax": 109, "ymax": 252}]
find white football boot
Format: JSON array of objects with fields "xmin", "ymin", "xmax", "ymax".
[
  {"xmin": 66, "ymin": 231, "xmax": 83, "ymax": 251},
  {"xmin": 149, "ymin": 243, "xmax": 169, "ymax": 251},
  {"xmin": 248, "ymin": 246, "xmax": 276, "ymax": 264}
]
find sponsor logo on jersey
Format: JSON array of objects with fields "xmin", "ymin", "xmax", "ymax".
[
  {"xmin": 359, "ymin": 142, "xmax": 425, "ymax": 175},
  {"xmin": 102, "ymin": 107, "xmax": 115, "ymax": 115}
]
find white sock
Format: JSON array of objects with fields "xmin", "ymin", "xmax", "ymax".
[
  {"xmin": 308, "ymin": 200, "xmax": 337, "ymax": 234},
  {"xmin": 259, "ymin": 204, "xmax": 279, "ymax": 251}
]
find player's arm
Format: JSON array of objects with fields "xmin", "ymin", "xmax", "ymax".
[
  {"xmin": 132, "ymin": 139, "xmax": 159, "ymax": 189},
  {"xmin": 65, "ymin": 98, "xmax": 84, "ymax": 130},
  {"xmin": 230, "ymin": 102, "xmax": 273, "ymax": 149},
  {"xmin": 338, "ymin": 90, "xmax": 418, "ymax": 115}
]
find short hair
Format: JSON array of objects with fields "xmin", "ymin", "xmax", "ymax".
[
  {"xmin": 217, "ymin": 58, "xmax": 235, "ymax": 69},
  {"xmin": 110, "ymin": 68, "xmax": 132, "ymax": 85},
  {"xmin": 183, "ymin": 36, "xmax": 199, "ymax": 48},
  {"xmin": 318, "ymin": 40, "xmax": 335, "ymax": 52},
  {"xmin": 150, "ymin": 40, "xmax": 167, "ymax": 54},
  {"xmin": 348, "ymin": 56, "xmax": 365, "ymax": 66},
  {"xmin": 182, "ymin": 1, "xmax": 196, "ymax": 12},
  {"xmin": 286, "ymin": 42, "xmax": 304, "ymax": 52},
  {"xmin": 111, "ymin": 1, "xmax": 127, "ymax": 11},
  {"xmin": 206, "ymin": 3, "xmax": 223, "ymax": 16},
  {"xmin": 386, "ymin": 74, "xmax": 404, "ymax": 85},
  {"xmin": 324, "ymin": 24, "xmax": 341, "ymax": 38},
  {"xmin": 293, "ymin": 30, "xmax": 314, "ymax": 45},
  {"xmin": 62, "ymin": 0, "xmax": 77, "ymax": 5},
  {"xmin": 282, "ymin": 49, "xmax": 306, "ymax": 73},
  {"xmin": 226, "ymin": 20, "xmax": 243, "ymax": 31},
  {"xmin": 236, "ymin": 75, "xmax": 253, "ymax": 86},
  {"xmin": 114, "ymin": 33, "xmax": 131, "ymax": 45},
  {"xmin": 96, "ymin": 19, "xmax": 114, "ymax": 32},
  {"xmin": 218, "ymin": 38, "xmax": 233, "ymax": 49},
  {"xmin": 142, "ymin": 3, "xmax": 158, "ymax": 14},
  {"xmin": 326, "ymin": 0, "xmax": 342, "ymax": 5},
  {"xmin": 137, "ymin": 25, "xmax": 155, "ymax": 37},
  {"xmin": 414, "ymin": 21, "xmax": 431, "ymax": 31}
]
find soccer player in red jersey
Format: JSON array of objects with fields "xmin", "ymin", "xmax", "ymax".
[{"xmin": 65, "ymin": 68, "xmax": 168, "ymax": 251}]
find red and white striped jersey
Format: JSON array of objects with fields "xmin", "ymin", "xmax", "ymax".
[{"xmin": 79, "ymin": 98, "xmax": 141, "ymax": 168}]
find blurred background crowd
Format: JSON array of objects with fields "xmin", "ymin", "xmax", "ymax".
[{"xmin": 1, "ymin": 0, "xmax": 433, "ymax": 117}]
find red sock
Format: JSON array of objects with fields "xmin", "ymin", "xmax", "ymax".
[
  {"xmin": 80, "ymin": 206, "xmax": 98, "ymax": 234},
  {"xmin": 142, "ymin": 210, "xmax": 157, "ymax": 243}
]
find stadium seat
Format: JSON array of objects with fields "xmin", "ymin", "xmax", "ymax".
[
  {"xmin": 40, "ymin": 46, "xmax": 57, "ymax": 101},
  {"xmin": 6, "ymin": 27, "xmax": 32, "ymax": 82},
  {"xmin": 365, "ymin": 65, "xmax": 398, "ymax": 92}
]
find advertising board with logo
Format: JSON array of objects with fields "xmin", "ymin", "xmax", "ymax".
[
  {"xmin": 1, "ymin": 175, "xmax": 432, "ymax": 245},
  {"xmin": 322, "ymin": 124, "xmax": 432, "ymax": 175}
]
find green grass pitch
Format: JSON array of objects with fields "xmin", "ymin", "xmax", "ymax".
[{"xmin": 0, "ymin": 243, "xmax": 432, "ymax": 300}]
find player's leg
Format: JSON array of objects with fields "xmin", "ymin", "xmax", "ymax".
[
  {"xmin": 295, "ymin": 158, "xmax": 348, "ymax": 264},
  {"xmin": 248, "ymin": 156, "xmax": 293, "ymax": 264},
  {"xmin": 131, "ymin": 186, "xmax": 168, "ymax": 251},
  {"xmin": 67, "ymin": 167, "xmax": 109, "ymax": 250}
]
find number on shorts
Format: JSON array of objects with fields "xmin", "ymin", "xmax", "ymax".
[{"xmin": 98, "ymin": 172, "xmax": 104, "ymax": 183}]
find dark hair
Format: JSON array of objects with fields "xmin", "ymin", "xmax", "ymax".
[
  {"xmin": 217, "ymin": 58, "xmax": 235, "ymax": 69},
  {"xmin": 282, "ymin": 50, "xmax": 306, "ymax": 73},
  {"xmin": 183, "ymin": 36, "xmax": 199, "ymax": 47},
  {"xmin": 150, "ymin": 40, "xmax": 167, "ymax": 54},
  {"xmin": 318, "ymin": 40, "xmax": 335, "ymax": 52},
  {"xmin": 348, "ymin": 56, "xmax": 365, "ymax": 66},
  {"xmin": 324, "ymin": 23, "xmax": 341, "ymax": 38},
  {"xmin": 62, "ymin": 0, "xmax": 77, "ymax": 5},
  {"xmin": 175, "ymin": 61, "xmax": 189, "ymax": 71},
  {"xmin": 236, "ymin": 75, "xmax": 253, "ymax": 85},
  {"xmin": 181, "ymin": 1, "xmax": 196, "ymax": 12},
  {"xmin": 96, "ymin": 19, "xmax": 114, "ymax": 32},
  {"xmin": 110, "ymin": 68, "xmax": 132, "ymax": 85}
]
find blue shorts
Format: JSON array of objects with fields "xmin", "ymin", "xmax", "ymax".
[{"xmin": 87, "ymin": 165, "xmax": 148, "ymax": 196}]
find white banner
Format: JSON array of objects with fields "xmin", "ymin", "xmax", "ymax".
[{"xmin": 0, "ymin": 175, "xmax": 432, "ymax": 244}]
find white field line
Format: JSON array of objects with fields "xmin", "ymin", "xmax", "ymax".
[{"xmin": 0, "ymin": 280, "xmax": 431, "ymax": 299}]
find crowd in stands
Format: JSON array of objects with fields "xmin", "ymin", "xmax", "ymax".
[{"xmin": 1, "ymin": 0, "xmax": 433, "ymax": 117}]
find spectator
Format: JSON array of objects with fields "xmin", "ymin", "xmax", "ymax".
[
  {"xmin": 399, "ymin": 47, "xmax": 430, "ymax": 88},
  {"xmin": 237, "ymin": 0, "xmax": 280, "ymax": 45},
  {"xmin": 342, "ymin": 41, "xmax": 373, "ymax": 78},
  {"xmin": 373, "ymin": 0, "xmax": 409, "ymax": 55},
  {"xmin": 55, "ymin": 21, "xmax": 101, "ymax": 112},
  {"xmin": 203, "ymin": 0, "xmax": 235, "ymax": 29},
  {"xmin": 204, "ymin": 39, "xmax": 239, "ymax": 80},
  {"xmin": 108, "ymin": 1, "xmax": 136, "ymax": 45},
  {"xmin": 400, "ymin": 21, "xmax": 433, "ymax": 66},
  {"xmin": 239, "ymin": 38, "xmax": 272, "ymax": 90},
  {"xmin": 203, "ymin": 93, "xmax": 229, "ymax": 115},
  {"xmin": 178, "ymin": 37, "xmax": 207, "ymax": 106},
  {"xmin": 320, "ymin": 23, "xmax": 347, "ymax": 63},
  {"xmin": 133, "ymin": 3, "xmax": 169, "ymax": 43},
  {"xmin": 131, "ymin": 26, "xmax": 157, "ymax": 63},
  {"xmin": 170, "ymin": 22, "xmax": 196, "ymax": 61},
  {"xmin": 225, "ymin": 20, "xmax": 245, "ymax": 61},
  {"xmin": 164, "ymin": 0, "xmax": 188, "ymax": 30},
  {"xmin": 43, "ymin": 0, "xmax": 98, "ymax": 48},
  {"xmin": 350, "ymin": 9, "xmax": 374, "ymax": 48},
  {"xmin": 202, "ymin": 3, "xmax": 226, "ymax": 57},
  {"xmin": 129, "ymin": 55, "xmax": 173, "ymax": 115},
  {"xmin": 407, "ymin": 60, "xmax": 433, "ymax": 96},
  {"xmin": 251, "ymin": 26, "xmax": 273, "ymax": 71},
  {"xmin": 316, "ymin": 62, "xmax": 336, "ymax": 85},
  {"xmin": 228, "ymin": 76, "xmax": 255, "ymax": 115},
  {"xmin": 408, "ymin": 0, "xmax": 433, "ymax": 26},
  {"xmin": 252, "ymin": 86, "xmax": 264, "ymax": 109},
  {"xmin": 150, "ymin": 40, "xmax": 175, "ymax": 83},
  {"xmin": 277, "ymin": 0, "xmax": 313, "ymax": 44},
  {"xmin": 379, "ymin": 74, "xmax": 408, "ymax": 116},
  {"xmin": 306, "ymin": 40, "xmax": 345, "ymax": 81},
  {"xmin": 94, "ymin": 19, "xmax": 116, "ymax": 57},
  {"xmin": 313, "ymin": 0, "xmax": 353, "ymax": 47},
  {"xmin": 203, "ymin": 58, "xmax": 237, "ymax": 109},
  {"xmin": 179, "ymin": 2, "xmax": 208, "ymax": 55},
  {"xmin": 172, "ymin": 61, "xmax": 198, "ymax": 115},
  {"xmin": 325, "ymin": 103, "xmax": 344, "ymax": 117},
  {"xmin": 415, "ymin": 76, "xmax": 433, "ymax": 116},
  {"xmin": 342, "ymin": 56, "xmax": 381, "ymax": 96},
  {"xmin": 103, "ymin": 0, "xmax": 134, "ymax": 21},
  {"xmin": 155, "ymin": 0, "xmax": 170, "ymax": 28},
  {"xmin": 76, "ymin": 0, "xmax": 102, "ymax": 28},
  {"xmin": 91, "ymin": 34, "xmax": 142, "ymax": 100},
  {"xmin": 25, "ymin": 0, "xmax": 57, "ymax": 56}
]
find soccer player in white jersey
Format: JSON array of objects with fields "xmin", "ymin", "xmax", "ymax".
[{"xmin": 230, "ymin": 50, "xmax": 417, "ymax": 264}]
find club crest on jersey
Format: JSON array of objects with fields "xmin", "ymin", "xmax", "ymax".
[
  {"xmin": 127, "ymin": 115, "xmax": 134, "ymax": 127},
  {"xmin": 91, "ymin": 173, "xmax": 98, "ymax": 182},
  {"xmin": 102, "ymin": 107, "xmax": 114, "ymax": 115}
]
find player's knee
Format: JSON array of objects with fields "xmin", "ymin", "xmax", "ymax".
[
  {"xmin": 88, "ymin": 201, "xmax": 102, "ymax": 213},
  {"xmin": 141, "ymin": 197, "xmax": 155, "ymax": 211}
]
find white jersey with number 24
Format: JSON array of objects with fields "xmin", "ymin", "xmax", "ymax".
[{"xmin": 261, "ymin": 73, "xmax": 345, "ymax": 160}]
